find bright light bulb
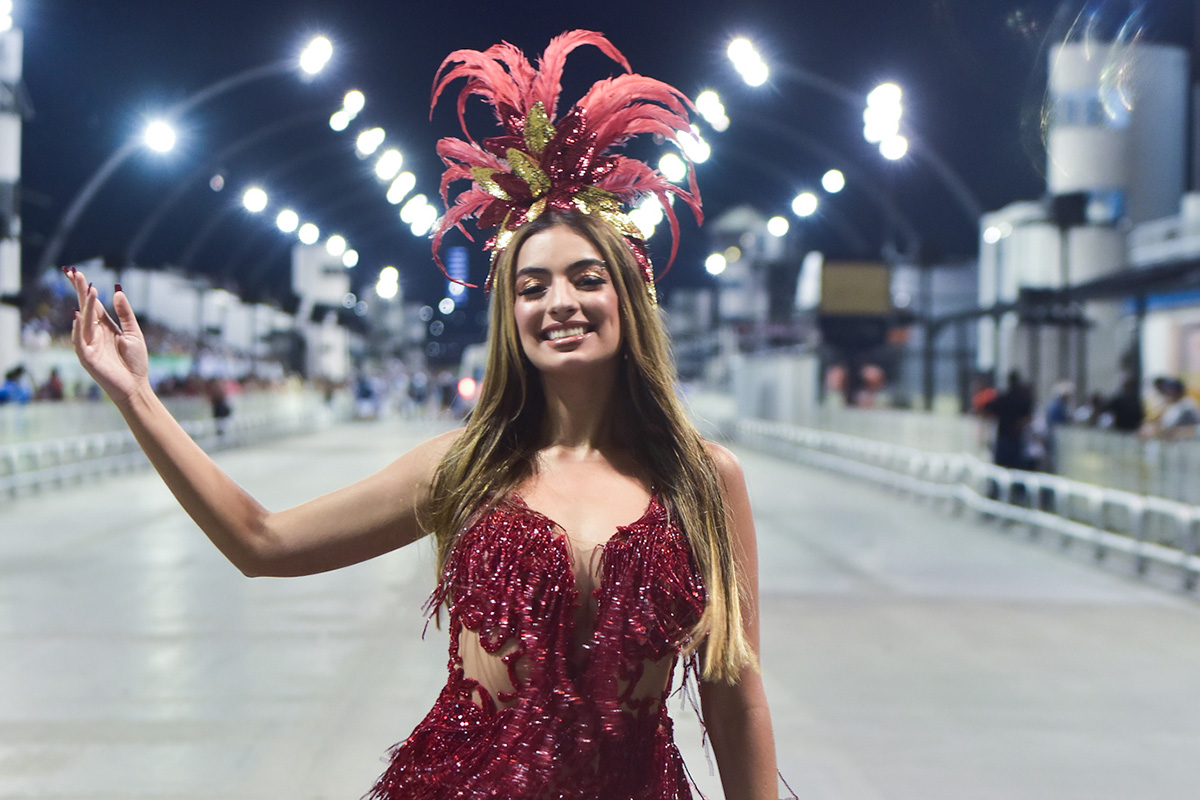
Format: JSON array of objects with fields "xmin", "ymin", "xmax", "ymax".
[
  {"xmin": 880, "ymin": 134, "xmax": 909, "ymax": 160},
  {"xmin": 387, "ymin": 172, "xmax": 416, "ymax": 204},
  {"xmin": 343, "ymin": 90, "xmax": 365, "ymax": 116},
  {"xmin": 300, "ymin": 36, "xmax": 333, "ymax": 75},
  {"xmin": 767, "ymin": 216, "xmax": 790, "ymax": 237},
  {"xmin": 329, "ymin": 109, "xmax": 350, "ymax": 132},
  {"xmin": 658, "ymin": 153, "xmax": 687, "ymax": 183},
  {"xmin": 376, "ymin": 279, "xmax": 398, "ymax": 300},
  {"xmin": 325, "ymin": 235, "xmax": 347, "ymax": 256},
  {"xmin": 676, "ymin": 128, "xmax": 711, "ymax": 163},
  {"xmin": 298, "ymin": 222, "xmax": 320, "ymax": 244},
  {"xmin": 400, "ymin": 194, "xmax": 428, "ymax": 224},
  {"xmin": 705, "ymin": 253, "xmax": 727, "ymax": 276},
  {"xmin": 356, "ymin": 127, "xmax": 385, "ymax": 156},
  {"xmin": 727, "ymin": 38, "xmax": 755, "ymax": 65},
  {"xmin": 822, "ymin": 169, "xmax": 846, "ymax": 194},
  {"xmin": 143, "ymin": 119, "xmax": 176, "ymax": 153},
  {"xmin": 276, "ymin": 209, "xmax": 299, "ymax": 232},
  {"xmin": 375, "ymin": 149, "xmax": 403, "ymax": 181},
  {"xmin": 867, "ymin": 82, "xmax": 902, "ymax": 109},
  {"xmin": 379, "ymin": 266, "xmax": 399, "ymax": 283},
  {"xmin": 342, "ymin": 249, "xmax": 359, "ymax": 268},
  {"xmin": 438, "ymin": 297, "xmax": 456, "ymax": 315},
  {"xmin": 792, "ymin": 192, "xmax": 818, "ymax": 217},
  {"xmin": 242, "ymin": 187, "xmax": 268, "ymax": 213},
  {"xmin": 982, "ymin": 226, "xmax": 1002, "ymax": 244}
]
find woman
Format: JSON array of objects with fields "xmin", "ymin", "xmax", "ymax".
[{"xmin": 65, "ymin": 31, "xmax": 785, "ymax": 799}]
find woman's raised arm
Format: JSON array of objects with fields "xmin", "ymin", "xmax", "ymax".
[{"xmin": 65, "ymin": 267, "xmax": 454, "ymax": 577}]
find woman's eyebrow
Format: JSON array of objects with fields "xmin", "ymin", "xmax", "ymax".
[{"xmin": 514, "ymin": 259, "xmax": 606, "ymax": 278}]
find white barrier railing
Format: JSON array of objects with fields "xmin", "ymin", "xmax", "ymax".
[
  {"xmin": 737, "ymin": 418, "xmax": 1200, "ymax": 593},
  {"xmin": 0, "ymin": 394, "xmax": 349, "ymax": 498}
]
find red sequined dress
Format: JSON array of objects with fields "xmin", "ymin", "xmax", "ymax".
[{"xmin": 367, "ymin": 492, "xmax": 707, "ymax": 800}]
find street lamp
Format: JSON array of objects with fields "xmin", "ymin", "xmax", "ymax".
[{"xmin": 36, "ymin": 34, "xmax": 335, "ymax": 277}]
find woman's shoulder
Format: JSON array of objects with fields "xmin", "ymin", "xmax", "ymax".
[{"xmin": 704, "ymin": 439, "xmax": 745, "ymax": 486}]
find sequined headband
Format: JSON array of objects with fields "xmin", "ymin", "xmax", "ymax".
[{"xmin": 429, "ymin": 30, "xmax": 703, "ymax": 304}]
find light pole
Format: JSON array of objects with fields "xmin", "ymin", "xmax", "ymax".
[{"xmin": 35, "ymin": 35, "xmax": 333, "ymax": 279}]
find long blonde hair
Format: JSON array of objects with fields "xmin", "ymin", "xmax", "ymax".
[{"xmin": 425, "ymin": 211, "xmax": 754, "ymax": 683}]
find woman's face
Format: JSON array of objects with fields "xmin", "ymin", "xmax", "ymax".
[{"xmin": 512, "ymin": 224, "xmax": 622, "ymax": 375}]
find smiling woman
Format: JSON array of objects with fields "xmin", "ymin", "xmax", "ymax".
[{"xmin": 61, "ymin": 29, "xmax": 791, "ymax": 800}]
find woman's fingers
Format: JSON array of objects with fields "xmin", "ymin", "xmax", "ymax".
[
  {"xmin": 80, "ymin": 282, "xmax": 99, "ymax": 346},
  {"xmin": 112, "ymin": 286, "xmax": 140, "ymax": 338}
]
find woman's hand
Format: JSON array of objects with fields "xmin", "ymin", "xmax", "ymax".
[{"xmin": 65, "ymin": 267, "xmax": 150, "ymax": 406}]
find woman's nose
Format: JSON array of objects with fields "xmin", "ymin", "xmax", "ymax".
[{"xmin": 546, "ymin": 280, "xmax": 578, "ymax": 315}]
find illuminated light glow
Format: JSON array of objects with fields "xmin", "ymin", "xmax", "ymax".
[
  {"xmin": 629, "ymin": 195, "xmax": 664, "ymax": 239},
  {"xmin": 740, "ymin": 61, "xmax": 769, "ymax": 87},
  {"xmin": 325, "ymin": 235, "xmax": 347, "ymax": 256},
  {"xmin": 400, "ymin": 193, "xmax": 429, "ymax": 224},
  {"xmin": 242, "ymin": 186, "xmax": 268, "ymax": 213},
  {"xmin": 879, "ymin": 134, "xmax": 909, "ymax": 160},
  {"xmin": 449, "ymin": 282, "xmax": 466, "ymax": 297},
  {"xmin": 342, "ymin": 292, "xmax": 357, "ymax": 308},
  {"xmin": 709, "ymin": 114, "xmax": 730, "ymax": 133},
  {"xmin": 696, "ymin": 90, "xmax": 723, "ymax": 117},
  {"xmin": 356, "ymin": 127, "xmax": 386, "ymax": 156},
  {"xmin": 727, "ymin": 38, "xmax": 756, "ymax": 64},
  {"xmin": 411, "ymin": 204, "xmax": 439, "ymax": 237},
  {"xmin": 209, "ymin": 174, "xmax": 225, "ymax": 192},
  {"xmin": 299, "ymin": 35, "xmax": 333, "ymax": 75},
  {"xmin": 376, "ymin": 268, "xmax": 399, "ymax": 299},
  {"xmin": 275, "ymin": 209, "xmax": 299, "ymax": 232},
  {"xmin": 375, "ymin": 149, "xmax": 403, "ymax": 180},
  {"xmin": 329, "ymin": 109, "xmax": 350, "ymax": 132},
  {"xmin": 675, "ymin": 127, "xmax": 711, "ymax": 163},
  {"xmin": 457, "ymin": 376, "xmax": 478, "ymax": 401},
  {"xmin": 792, "ymin": 191, "xmax": 818, "ymax": 217},
  {"xmin": 342, "ymin": 249, "xmax": 359, "ymax": 268},
  {"xmin": 723, "ymin": 246, "xmax": 742, "ymax": 263},
  {"xmin": 767, "ymin": 216, "xmax": 790, "ymax": 237},
  {"xmin": 658, "ymin": 152, "xmax": 687, "ymax": 183},
  {"xmin": 867, "ymin": 82, "xmax": 903, "ymax": 109},
  {"xmin": 387, "ymin": 171, "xmax": 416, "ymax": 204},
  {"xmin": 143, "ymin": 119, "xmax": 177, "ymax": 153},
  {"xmin": 822, "ymin": 169, "xmax": 846, "ymax": 193},
  {"xmin": 982, "ymin": 226, "xmax": 1003, "ymax": 244},
  {"xmin": 343, "ymin": 90, "xmax": 365, "ymax": 116},
  {"xmin": 438, "ymin": 297, "xmax": 456, "ymax": 315},
  {"xmin": 298, "ymin": 222, "xmax": 320, "ymax": 244},
  {"xmin": 727, "ymin": 37, "xmax": 769, "ymax": 87},
  {"xmin": 705, "ymin": 253, "xmax": 727, "ymax": 275}
]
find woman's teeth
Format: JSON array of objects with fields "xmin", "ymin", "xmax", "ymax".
[{"xmin": 547, "ymin": 327, "xmax": 586, "ymax": 341}]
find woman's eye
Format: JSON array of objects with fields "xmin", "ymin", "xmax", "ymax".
[
  {"xmin": 576, "ymin": 274, "xmax": 606, "ymax": 288},
  {"xmin": 516, "ymin": 284, "xmax": 546, "ymax": 297}
]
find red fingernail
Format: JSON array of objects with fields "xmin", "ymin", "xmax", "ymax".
[
  {"xmin": 87, "ymin": 282, "xmax": 93, "ymax": 292},
  {"xmin": 115, "ymin": 284, "xmax": 123, "ymax": 293},
  {"xmin": 61, "ymin": 266, "xmax": 69, "ymax": 275}
]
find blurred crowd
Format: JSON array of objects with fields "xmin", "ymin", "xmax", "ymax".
[{"xmin": 973, "ymin": 370, "xmax": 1199, "ymax": 474}]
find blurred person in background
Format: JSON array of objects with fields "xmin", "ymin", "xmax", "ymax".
[{"xmin": 1141, "ymin": 377, "xmax": 1199, "ymax": 441}]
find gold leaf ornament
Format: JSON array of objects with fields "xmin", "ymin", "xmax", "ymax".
[
  {"xmin": 506, "ymin": 148, "xmax": 550, "ymax": 198},
  {"xmin": 470, "ymin": 167, "xmax": 510, "ymax": 200},
  {"xmin": 523, "ymin": 102, "xmax": 556, "ymax": 156}
]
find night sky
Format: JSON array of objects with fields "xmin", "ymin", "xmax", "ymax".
[{"xmin": 14, "ymin": 0, "xmax": 1195, "ymax": 311}]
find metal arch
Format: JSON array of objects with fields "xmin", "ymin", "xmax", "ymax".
[
  {"xmin": 35, "ymin": 58, "xmax": 297, "ymax": 278},
  {"xmin": 172, "ymin": 140, "xmax": 350, "ymax": 272},
  {"xmin": 123, "ymin": 108, "xmax": 328, "ymax": 266},
  {"xmin": 739, "ymin": 113, "xmax": 925, "ymax": 257}
]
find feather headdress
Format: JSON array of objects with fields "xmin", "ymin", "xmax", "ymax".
[{"xmin": 429, "ymin": 30, "xmax": 702, "ymax": 301}]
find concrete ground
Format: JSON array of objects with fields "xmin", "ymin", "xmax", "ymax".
[{"xmin": 2, "ymin": 417, "xmax": 1198, "ymax": 799}]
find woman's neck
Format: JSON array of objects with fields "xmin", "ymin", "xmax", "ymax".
[{"xmin": 537, "ymin": 363, "xmax": 621, "ymax": 451}]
